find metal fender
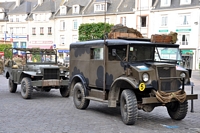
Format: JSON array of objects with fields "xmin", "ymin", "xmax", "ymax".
[
  {"xmin": 70, "ymin": 74, "xmax": 89, "ymax": 96},
  {"xmin": 108, "ymin": 76, "xmax": 138, "ymax": 107}
]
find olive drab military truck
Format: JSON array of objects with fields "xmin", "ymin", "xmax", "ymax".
[
  {"xmin": 3, "ymin": 48, "xmax": 70, "ymax": 99},
  {"xmin": 69, "ymin": 38, "xmax": 198, "ymax": 125}
]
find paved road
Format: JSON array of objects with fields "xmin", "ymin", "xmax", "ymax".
[{"xmin": 0, "ymin": 71, "xmax": 200, "ymax": 133}]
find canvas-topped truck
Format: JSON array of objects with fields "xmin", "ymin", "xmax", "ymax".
[
  {"xmin": 3, "ymin": 48, "xmax": 70, "ymax": 99},
  {"xmin": 69, "ymin": 38, "xmax": 198, "ymax": 125}
]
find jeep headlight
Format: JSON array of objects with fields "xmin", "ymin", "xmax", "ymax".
[
  {"xmin": 180, "ymin": 72, "xmax": 186, "ymax": 78},
  {"xmin": 37, "ymin": 69, "xmax": 41, "ymax": 73},
  {"xmin": 142, "ymin": 73, "xmax": 149, "ymax": 82},
  {"xmin": 65, "ymin": 72, "xmax": 69, "ymax": 78},
  {"xmin": 60, "ymin": 69, "xmax": 64, "ymax": 73}
]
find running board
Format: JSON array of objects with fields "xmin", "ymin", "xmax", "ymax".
[{"xmin": 85, "ymin": 96, "xmax": 108, "ymax": 103}]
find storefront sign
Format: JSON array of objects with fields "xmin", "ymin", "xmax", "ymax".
[
  {"xmin": 30, "ymin": 41, "xmax": 53, "ymax": 44},
  {"xmin": 176, "ymin": 29, "xmax": 191, "ymax": 32},
  {"xmin": 58, "ymin": 50, "xmax": 69, "ymax": 53},
  {"xmin": 159, "ymin": 30, "xmax": 168, "ymax": 32}
]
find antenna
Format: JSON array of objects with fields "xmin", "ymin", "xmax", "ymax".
[{"xmin": 103, "ymin": 0, "xmax": 106, "ymax": 100}]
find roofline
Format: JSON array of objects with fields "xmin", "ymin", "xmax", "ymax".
[{"xmin": 151, "ymin": 6, "xmax": 200, "ymax": 12}]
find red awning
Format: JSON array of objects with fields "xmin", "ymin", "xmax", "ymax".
[
  {"xmin": 0, "ymin": 52, "xmax": 4, "ymax": 56},
  {"xmin": 28, "ymin": 45, "xmax": 52, "ymax": 49}
]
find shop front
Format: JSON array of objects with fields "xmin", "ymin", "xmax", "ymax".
[
  {"xmin": 57, "ymin": 49, "xmax": 70, "ymax": 59},
  {"xmin": 180, "ymin": 49, "xmax": 194, "ymax": 69}
]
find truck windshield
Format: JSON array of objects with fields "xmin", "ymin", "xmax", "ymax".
[{"xmin": 156, "ymin": 47, "xmax": 182, "ymax": 61}]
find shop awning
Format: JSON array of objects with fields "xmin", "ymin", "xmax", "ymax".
[
  {"xmin": 0, "ymin": 52, "xmax": 4, "ymax": 56},
  {"xmin": 28, "ymin": 45, "xmax": 53, "ymax": 49}
]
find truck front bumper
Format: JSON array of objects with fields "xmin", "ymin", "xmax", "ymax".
[
  {"xmin": 142, "ymin": 94, "xmax": 198, "ymax": 104},
  {"xmin": 31, "ymin": 79, "xmax": 69, "ymax": 87}
]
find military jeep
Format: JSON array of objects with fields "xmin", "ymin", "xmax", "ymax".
[
  {"xmin": 69, "ymin": 38, "xmax": 198, "ymax": 125},
  {"xmin": 3, "ymin": 48, "xmax": 69, "ymax": 99}
]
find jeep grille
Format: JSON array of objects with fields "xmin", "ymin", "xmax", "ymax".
[
  {"xmin": 157, "ymin": 67, "xmax": 180, "ymax": 92},
  {"xmin": 44, "ymin": 69, "xmax": 59, "ymax": 79}
]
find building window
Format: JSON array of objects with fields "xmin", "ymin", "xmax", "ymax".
[
  {"xmin": 10, "ymin": 27, "xmax": 13, "ymax": 34},
  {"xmin": 10, "ymin": 17, "xmax": 13, "ymax": 22},
  {"xmin": 22, "ymin": 27, "xmax": 25, "ymax": 34},
  {"xmin": 179, "ymin": 14, "xmax": 190, "ymax": 26},
  {"xmin": 106, "ymin": 18, "xmax": 110, "ymax": 24},
  {"xmin": 180, "ymin": 0, "xmax": 191, "ymax": 5},
  {"xmin": 94, "ymin": 4, "xmax": 106, "ymax": 12},
  {"xmin": 141, "ymin": 16, "xmax": 147, "ymax": 27},
  {"xmin": 73, "ymin": 5, "xmax": 80, "ymax": 14},
  {"xmin": 178, "ymin": 33, "xmax": 190, "ymax": 45},
  {"xmin": 60, "ymin": 20, "xmax": 65, "ymax": 30},
  {"xmin": 73, "ymin": 20, "xmax": 78, "ymax": 30},
  {"xmin": 161, "ymin": 15, "xmax": 168, "ymax": 26},
  {"xmin": 72, "ymin": 35, "xmax": 78, "ymax": 43},
  {"xmin": 120, "ymin": 17, "xmax": 126, "ymax": 26},
  {"xmin": 40, "ymin": 27, "xmax": 44, "ymax": 35},
  {"xmin": 160, "ymin": 0, "xmax": 171, "ymax": 7},
  {"xmin": 48, "ymin": 27, "xmax": 52, "ymax": 35},
  {"xmin": 32, "ymin": 27, "xmax": 36, "ymax": 35},
  {"xmin": 16, "ymin": 15, "xmax": 19, "ymax": 22},
  {"xmin": 138, "ymin": 0, "xmax": 148, "ymax": 10},
  {"xmin": 60, "ymin": 35, "xmax": 65, "ymax": 46},
  {"xmin": 60, "ymin": 6, "xmax": 66, "ymax": 15},
  {"xmin": 0, "ymin": 25, "xmax": 4, "ymax": 33}
]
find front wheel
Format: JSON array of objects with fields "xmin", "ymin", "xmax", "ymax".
[
  {"xmin": 73, "ymin": 82, "xmax": 90, "ymax": 109},
  {"xmin": 166, "ymin": 100, "xmax": 188, "ymax": 120},
  {"xmin": 21, "ymin": 77, "xmax": 33, "ymax": 99},
  {"xmin": 60, "ymin": 86, "xmax": 70, "ymax": 97},
  {"xmin": 120, "ymin": 89, "xmax": 138, "ymax": 125},
  {"xmin": 9, "ymin": 78, "xmax": 17, "ymax": 93}
]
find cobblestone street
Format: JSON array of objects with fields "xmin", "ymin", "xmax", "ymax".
[{"xmin": 0, "ymin": 71, "xmax": 200, "ymax": 133}]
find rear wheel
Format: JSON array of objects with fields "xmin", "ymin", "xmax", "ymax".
[
  {"xmin": 60, "ymin": 86, "xmax": 70, "ymax": 97},
  {"xmin": 120, "ymin": 89, "xmax": 138, "ymax": 125},
  {"xmin": 73, "ymin": 82, "xmax": 90, "ymax": 109},
  {"xmin": 167, "ymin": 100, "xmax": 188, "ymax": 120},
  {"xmin": 21, "ymin": 77, "xmax": 33, "ymax": 99},
  {"xmin": 9, "ymin": 78, "xmax": 17, "ymax": 93}
]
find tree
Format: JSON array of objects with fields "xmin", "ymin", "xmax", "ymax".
[{"xmin": 78, "ymin": 22, "xmax": 113, "ymax": 41}]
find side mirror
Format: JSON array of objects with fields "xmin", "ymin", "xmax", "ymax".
[{"xmin": 112, "ymin": 49, "xmax": 116, "ymax": 56}]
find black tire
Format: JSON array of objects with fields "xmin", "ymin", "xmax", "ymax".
[
  {"xmin": 120, "ymin": 89, "xmax": 138, "ymax": 125},
  {"xmin": 167, "ymin": 100, "xmax": 188, "ymax": 120},
  {"xmin": 21, "ymin": 77, "xmax": 33, "ymax": 99},
  {"xmin": 45, "ymin": 89, "xmax": 51, "ymax": 92},
  {"xmin": 9, "ymin": 78, "xmax": 17, "ymax": 93},
  {"xmin": 60, "ymin": 86, "xmax": 70, "ymax": 97},
  {"xmin": 73, "ymin": 82, "xmax": 90, "ymax": 109}
]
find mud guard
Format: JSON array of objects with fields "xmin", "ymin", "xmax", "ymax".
[
  {"xmin": 108, "ymin": 76, "xmax": 138, "ymax": 107},
  {"xmin": 70, "ymin": 74, "xmax": 89, "ymax": 96}
]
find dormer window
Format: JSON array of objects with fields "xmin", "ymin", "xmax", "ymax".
[
  {"xmin": 160, "ymin": 0, "xmax": 171, "ymax": 7},
  {"xmin": 73, "ymin": 5, "xmax": 80, "ymax": 14},
  {"xmin": 180, "ymin": 0, "xmax": 191, "ymax": 5},
  {"xmin": 60, "ymin": 6, "xmax": 66, "ymax": 15},
  {"xmin": 94, "ymin": 3, "xmax": 106, "ymax": 12}
]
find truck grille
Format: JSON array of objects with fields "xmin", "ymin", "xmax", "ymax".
[
  {"xmin": 44, "ymin": 69, "xmax": 59, "ymax": 80},
  {"xmin": 157, "ymin": 67, "xmax": 180, "ymax": 92}
]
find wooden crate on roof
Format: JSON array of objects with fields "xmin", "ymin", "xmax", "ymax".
[
  {"xmin": 151, "ymin": 34, "xmax": 172, "ymax": 43},
  {"xmin": 108, "ymin": 32, "xmax": 138, "ymax": 39}
]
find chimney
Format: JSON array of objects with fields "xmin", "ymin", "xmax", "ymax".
[
  {"xmin": 38, "ymin": 0, "xmax": 43, "ymax": 5},
  {"xmin": 16, "ymin": 0, "xmax": 20, "ymax": 7}
]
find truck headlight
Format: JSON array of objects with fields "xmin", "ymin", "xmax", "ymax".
[
  {"xmin": 142, "ymin": 73, "xmax": 149, "ymax": 82},
  {"xmin": 180, "ymin": 72, "xmax": 186, "ymax": 78},
  {"xmin": 37, "ymin": 69, "xmax": 41, "ymax": 73}
]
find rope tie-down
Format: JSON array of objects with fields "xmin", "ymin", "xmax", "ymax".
[{"xmin": 153, "ymin": 90, "xmax": 186, "ymax": 103}]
